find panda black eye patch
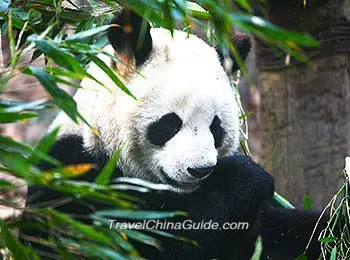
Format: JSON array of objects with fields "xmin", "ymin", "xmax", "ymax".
[
  {"xmin": 210, "ymin": 115, "xmax": 225, "ymax": 148},
  {"xmin": 147, "ymin": 112, "xmax": 183, "ymax": 146}
]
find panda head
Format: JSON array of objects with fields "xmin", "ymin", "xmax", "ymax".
[{"xmin": 55, "ymin": 10, "xmax": 251, "ymax": 193}]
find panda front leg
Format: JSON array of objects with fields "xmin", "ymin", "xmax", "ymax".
[
  {"xmin": 209, "ymin": 156, "xmax": 326, "ymax": 260},
  {"xmin": 147, "ymin": 155, "xmax": 275, "ymax": 260}
]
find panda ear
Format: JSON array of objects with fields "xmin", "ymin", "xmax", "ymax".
[
  {"xmin": 107, "ymin": 9, "xmax": 152, "ymax": 66},
  {"xmin": 216, "ymin": 34, "xmax": 251, "ymax": 73}
]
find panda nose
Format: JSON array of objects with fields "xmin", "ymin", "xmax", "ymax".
[{"xmin": 187, "ymin": 166, "xmax": 215, "ymax": 179}]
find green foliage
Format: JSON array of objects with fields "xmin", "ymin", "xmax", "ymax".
[
  {"xmin": 304, "ymin": 194, "xmax": 313, "ymax": 210},
  {"xmin": 251, "ymin": 236, "xmax": 262, "ymax": 260},
  {"xmin": 317, "ymin": 170, "xmax": 350, "ymax": 259},
  {"xmin": 0, "ymin": 0, "xmax": 322, "ymax": 258},
  {"xmin": 0, "ymin": 220, "xmax": 40, "ymax": 260}
]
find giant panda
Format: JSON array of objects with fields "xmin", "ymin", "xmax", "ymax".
[{"xmin": 22, "ymin": 10, "xmax": 328, "ymax": 260}]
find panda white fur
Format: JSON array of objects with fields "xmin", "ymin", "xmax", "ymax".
[{"xmin": 23, "ymin": 10, "xmax": 327, "ymax": 260}]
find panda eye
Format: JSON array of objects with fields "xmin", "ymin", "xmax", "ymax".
[
  {"xmin": 210, "ymin": 115, "xmax": 225, "ymax": 148},
  {"xmin": 147, "ymin": 112, "xmax": 183, "ymax": 146}
]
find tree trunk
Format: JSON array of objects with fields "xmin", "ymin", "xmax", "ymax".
[{"xmin": 256, "ymin": 0, "xmax": 350, "ymax": 208}]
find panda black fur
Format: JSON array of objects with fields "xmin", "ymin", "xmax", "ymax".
[{"xmin": 22, "ymin": 10, "xmax": 327, "ymax": 260}]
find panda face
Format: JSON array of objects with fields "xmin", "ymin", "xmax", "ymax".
[
  {"xmin": 53, "ymin": 11, "xmax": 250, "ymax": 193},
  {"xmin": 119, "ymin": 49, "xmax": 241, "ymax": 193},
  {"xmin": 145, "ymin": 112, "xmax": 224, "ymax": 192}
]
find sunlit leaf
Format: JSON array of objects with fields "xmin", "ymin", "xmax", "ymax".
[
  {"xmin": 330, "ymin": 246, "xmax": 337, "ymax": 260},
  {"xmin": 272, "ymin": 192, "xmax": 295, "ymax": 209},
  {"xmin": 0, "ymin": 99, "xmax": 50, "ymax": 113},
  {"xmin": 61, "ymin": 41, "xmax": 102, "ymax": 54},
  {"xmin": 62, "ymin": 163, "xmax": 96, "ymax": 177},
  {"xmin": 251, "ymin": 236, "xmax": 262, "ymax": 260},
  {"xmin": 0, "ymin": 0, "xmax": 10, "ymax": 12}
]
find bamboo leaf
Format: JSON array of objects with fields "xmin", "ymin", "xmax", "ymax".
[
  {"xmin": 234, "ymin": 0, "xmax": 251, "ymax": 11},
  {"xmin": 61, "ymin": 41, "xmax": 101, "ymax": 54},
  {"xmin": 46, "ymin": 179, "xmax": 138, "ymax": 208},
  {"xmin": 330, "ymin": 246, "xmax": 337, "ymax": 260},
  {"xmin": 228, "ymin": 13, "xmax": 319, "ymax": 51},
  {"xmin": 59, "ymin": 238, "xmax": 129, "ymax": 260},
  {"xmin": 0, "ymin": 111, "xmax": 37, "ymax": 123},
  {"xmin": 50, "ymin": 75, "xmax": 83, "ymax": 89},
  {"xmin": 95, "ymin": 149, "xmax": 121, "ymax": 185},
  {"xmin": 45, "ymin": 67, "xmax": 86, "ymax": 80},
  {"xmin": 61, "ymin": 163, "xmax": 96, "ymax": 177},
  {"xmin": 120, "ymin": 230, "xmax": 161, "ymax": 249},
  {"xmin": 0, "ymin": 150, "xmax": 30, "ymax": 179},
  {"xmin": 319, "ymin": 236, "xmax": 338, "ymax": 243},
  {"xmin": 24, "ymin": 66, "xmax": 84, "ymax": 124},
  {"xmin": 8, "ymin": 11, "xmax": 18, "ymax": 68},
  {"xmin": 0, "ymin": 220, "xmax": 39, "ymax": 260},
  {"xmin": 272, "ymin": 192, "xmax": 295, "ymax": 209},
  {"xmin": 94, "ymin": 209, "xmax": 186, "ymax": 220},
  {"xmin": 251, "ymin": 236, "xmax": 262, "ymax": 260},
  {"xmin": 294, "ymin": 253, "xmax": 308, "ymax": 260},
  {"xmin": 0, "ymin": 0, "xmax": 10, "ymax": 12},
  {"xmin": 1, "ymin": 99, "xmax": 50, "ymax": 113},
  {"xmin": 28, "ymin": 127, "xmax": 59, "ymax": 165},
  {"xmin": 303, "ymin": 194, "xmax": 313, "ymax": 210},
  {"xmin": 65, "ymin": 24, "xmax": 113, "ymax": 42},
  {"xmin": 41, "ymin": 209, "xmax": 112, "ymax": 244},
  {"xmin": 146, "ymin": 228, "xmax": 197, "ymax": 245},
  {"xmin": 28, "ymin": 8, "xmax": 42, "ymax": 25},
  {"xmin": 29, "ymin": 37, "xmax": 85, "ymax": 74},
  {"xmin": 0, "ymin": 179, "xmax": 16, "ymax": 190},
  {"xmin": 0, "ymin": 135, "xmax": 59, "ymax": 166},
  {"xmin": 87, "ymin": 54, "xmax": 137, "ymax": 100}
]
